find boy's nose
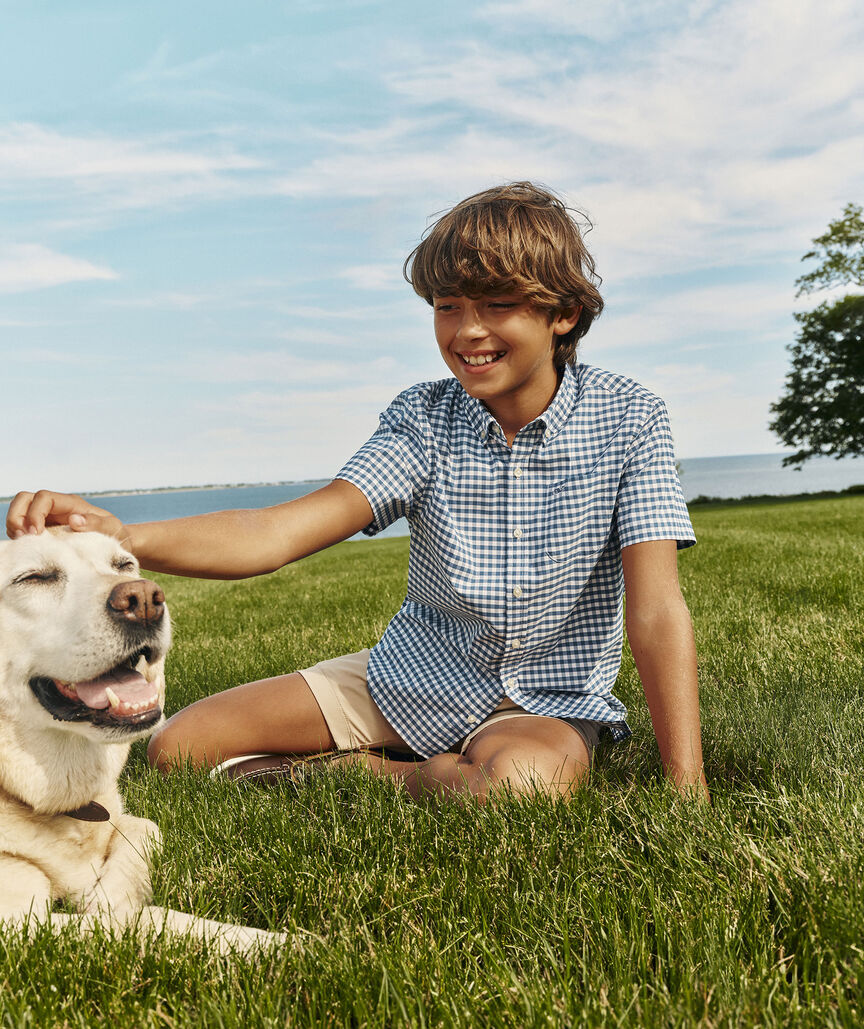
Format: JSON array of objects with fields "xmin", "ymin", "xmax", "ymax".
[{"xmin": 456, "ymin": 306, "xmax": 488, "ymax": 340}]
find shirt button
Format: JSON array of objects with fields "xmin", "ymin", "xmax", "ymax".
[
  {"xmin": 512, "ymin": 586, "xmax": 523, "ymax": 599},
  {"xmin": 511, "ymin": 638, "xmax": 522, "ymax": 649},
  {"xmin": 513, "ymin": 527, "xmax": 523, "ymax": 539},
  {"xmin": 513, "ymin": 465, "xmax": 523, "ymax": 478},
  {"xmin": 507, "ymin": 677, "xmax": 518, "ymax": 689},
  {"xmin": 466, "ymin": 715, "xmax": 478, "ymax": 725}
]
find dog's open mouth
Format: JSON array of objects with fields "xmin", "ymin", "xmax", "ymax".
[{"xmin": 29, "ymin": 648, "xmax": 163, "ymax": 730}]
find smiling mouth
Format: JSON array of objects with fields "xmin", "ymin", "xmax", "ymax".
[
  {"xmin": 459, "ymin": 351, "xmax": 505, "ymax": 367},
  {"xmin": 29, "ymin": 648, "xmax": 163, "ymax": 730}
]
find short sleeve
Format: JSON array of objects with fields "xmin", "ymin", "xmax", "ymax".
[
  {"xmin": 336, "ymin": 389, "xmax": 433, "ymax": 536},
  {"xmin": 614, "ymin": 400, "xmax": 695, "ymax": 550}
]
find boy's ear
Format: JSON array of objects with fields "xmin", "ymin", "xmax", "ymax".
[{"xmin": 551, "ymin": 305, "xmax": 582, "ymax": 336}]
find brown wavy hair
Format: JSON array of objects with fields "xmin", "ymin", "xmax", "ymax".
[{"xmin": 404, "ymin": 182, "xmax": 603, "ymax": 367}]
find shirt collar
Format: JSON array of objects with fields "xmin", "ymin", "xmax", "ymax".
[
  {"xmin": 459, "ymin": 387, "xmax": 498, "ymax": 441},
  {"xmin": 459, "ymin": 360, "xmax": 582, "ymax": 445},
  {"xmin": 535, "ymin": 361, "xmax": 580, "ymax": 443}
]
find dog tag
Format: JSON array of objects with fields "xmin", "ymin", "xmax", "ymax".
[{"xmin": 64, "ymin": 801, "xmax": 111, "ymax": 822}]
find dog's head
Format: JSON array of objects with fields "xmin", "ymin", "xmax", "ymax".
[{"xmin": 0, "ymin": 528, "xmax": 171, "ymax": 743}]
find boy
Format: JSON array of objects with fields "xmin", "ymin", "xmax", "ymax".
[{"xmin": 6, "ymin": 182, "xmax": 708, "ymax": 802}]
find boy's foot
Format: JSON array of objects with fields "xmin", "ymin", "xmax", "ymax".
[
  {"xmin": 210, "ymin": 746, "xmax": 427, "ymax": 786},
  {"xmin": 209, "ymin": 751, "xmax": 341, "ymax": 786}
]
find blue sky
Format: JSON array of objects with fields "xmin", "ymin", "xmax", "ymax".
[{"xmin": 1, "ymin": 0, "xmax": 862, "ymax": 494}]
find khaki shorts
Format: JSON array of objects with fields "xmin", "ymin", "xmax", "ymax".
[{"xmin": 299, "ymin": 649, "xmax": 602, "ymax": 759}]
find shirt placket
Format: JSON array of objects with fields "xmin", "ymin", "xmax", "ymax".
[{"xmin": 501, "ymin": 433, "xmax": 534, "ymax": 701}]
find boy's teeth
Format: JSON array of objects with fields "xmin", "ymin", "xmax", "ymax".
[{"xmin": 463, "ymin": 352, "xmax": 503, "ymax": 366}]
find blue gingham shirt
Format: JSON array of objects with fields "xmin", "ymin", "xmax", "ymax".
[{"xmin": 337, "ymin": 361, "xmax": 695, "ymax": 758}]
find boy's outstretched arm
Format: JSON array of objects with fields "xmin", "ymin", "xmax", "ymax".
[
  {"xmin": 622, "ymin": 540, "xmax": 709, "ymax": 800},
  {"xmin": 4, "ymin": 480, "xmax": 374, "ymax": 579}
]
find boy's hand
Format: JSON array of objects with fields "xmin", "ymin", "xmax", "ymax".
[{"xmin": 5, "ymin": 490, "xmax": 125, "ymax": 541}]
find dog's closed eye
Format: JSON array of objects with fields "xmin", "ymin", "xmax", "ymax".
[
  {"xmin": 13, "ymin": 569, "xmax": 62, "ymax": 585},
  {"xmin": 112, "ymin": 559, "xmax": 137, "ymax": 574}
]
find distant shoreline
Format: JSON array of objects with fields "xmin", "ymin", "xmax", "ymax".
[
  {"xmin": 0, "ymin": 479, "xmax": 330, "ymax": 503},
  {"xmin": 3, "ymin": 481, "xmax": 863, "ymax": 508},
  {"xmin": 687, "ymin": 485, "xmax": 864, "ymax": 506},
  {"xmin": 9, "ymin": 450, "xmax": 864, "ymax": 507}
]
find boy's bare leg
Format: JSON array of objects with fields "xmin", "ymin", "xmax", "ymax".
[
  {"xmin": 147, "ymin": 673, "xmax": 335, "ymax": 771},
  {"xmin": 149, "ymin": 680, "xmax": 590, "ymax": 801},
  {"xmin": 340, "ymin": 716, "xmax": 591, "ymax": 801}
]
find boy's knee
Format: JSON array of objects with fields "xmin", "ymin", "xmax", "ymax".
[
  {"xmin": 146, "ymin": 724, "xmax": 170, "ymax": 771},
  {"xmin": 147, "ymin": 719, "xmax": 192, "ymax": 772},
  {"xmin": 409, "ymin": 751, "xmax": 490, "ymax": 799}
]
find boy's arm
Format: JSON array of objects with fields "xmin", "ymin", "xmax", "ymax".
[
  {"xmin": 4, "ymin": 480, "xmax": 374, "ymax": 579},
  {"xmin": 621, "ymin": 539, "xmax": 709, "ymax": 800}
]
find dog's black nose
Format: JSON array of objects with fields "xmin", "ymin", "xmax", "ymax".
[{"xmin": 107, "ymin": 579, "xmax": 165, "ymax": 626}]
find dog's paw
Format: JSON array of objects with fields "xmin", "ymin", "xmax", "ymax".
[{"xmin": 140, "ymin": 906, "xmax": 288, "ymax": 956}]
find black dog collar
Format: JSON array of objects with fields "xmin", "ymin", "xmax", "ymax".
[{"xmin": 63, "ymin": 801, "xmax": 111, "ymax": 822}]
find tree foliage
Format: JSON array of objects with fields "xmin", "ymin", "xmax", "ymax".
[
  {"xmin": 770, "ymin": 205, "xmax": 864, "ymax": 466},
  {"xmin": 795, "ymin": 203, "xmax": 864, "ymax": 296},
  {"xmin": 769, "ymin": 295, "xmax": 864, "ymax": 465}
]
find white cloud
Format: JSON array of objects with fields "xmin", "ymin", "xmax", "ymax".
[
  {"xmin": 0, "ymin": 123, "xmax": 265, "ymax": 219},
  {"xmin": 587, "ymin": 280, "xmax": 795, "ymax": 352},
  {"xmin": 189, "ymin": 383, "xmax": 400, "ymax": 482},
  {"xmin": 1, "ymin": 346, "xmax": 102, "ymax": 366},
  {"xmin": 200, "ymin": 351, "xmax": 400, "ymax": 385},
  {"xmin": 216, "ymin": 382, "xmax": 396, "ymax": 424},
  {"xmin": 98, "ymin": 290, "xmax": 213, "ymax": 310},
  {"xmin": 338, "ymin": 263, "xmax": 405, "ymax": 291},
  {"xmin": 477, "ymin": 0, "xmax": 702, "ymax": 41},
  {"xmin": 469, "ymin": 0, "xmax": 863, "ymax": 151},
  {"xmin": 274, "ymin": 125, "xmax": 572, "ymax": 200},
  {"xmin": 592, "ymin": 354, "xmax": 787, "ymax": 458},
  {"xmin": 377, "ymin": 0, "xmax": 864, "ymax": 279},
  {"xmin": 0, "ymin": 244, "xmax": 118, "ymax": 294},
  {"xmin": 0, "ymin": 122, "xmax": 260, "ymax": 180},
  {"xmin": 231, "ymin": 0, "xmax": 864, "ymax": 306}
]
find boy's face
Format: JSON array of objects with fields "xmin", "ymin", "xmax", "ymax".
[{"xmin": 432, "ymin": 294, "xmax": 578, "ymax": 425}]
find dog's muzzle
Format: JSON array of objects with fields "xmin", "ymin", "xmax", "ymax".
[{"xmin": 29, "ymin": 577, "xmax": 168, "ymax": 733}]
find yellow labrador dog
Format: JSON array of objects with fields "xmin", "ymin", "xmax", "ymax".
[{"xmin": 0, "ymin": 528, "xmax": 283, "ymax": 954}]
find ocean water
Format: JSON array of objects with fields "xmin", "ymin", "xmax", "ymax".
[
  {"xmin": 677, "ymin": 452, "xmax": 864, "ymax": 502},
  {"xmin": 3, "ymin": 453, "xmax": 864, "ymax": 540}
]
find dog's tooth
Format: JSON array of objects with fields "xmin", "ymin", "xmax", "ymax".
[{"xmin": 105, "ymin": 687, "xmax": 121, "ymax": 710}]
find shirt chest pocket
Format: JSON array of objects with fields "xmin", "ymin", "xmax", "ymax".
[{"xmin": 543, "ymin": 473, "xmax": 614, "ymax": 563}]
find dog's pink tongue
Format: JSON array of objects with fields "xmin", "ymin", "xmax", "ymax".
[{"xmin": 74, "ymin": 667, "xmax": 152, "ymax": 710}]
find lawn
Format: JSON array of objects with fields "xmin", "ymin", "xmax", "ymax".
[{"xmin": 1, "ymin": 497, "xmax": 863, "ymax": 1027}]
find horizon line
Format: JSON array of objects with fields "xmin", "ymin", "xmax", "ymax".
[{"xmin": 4, "ymin": 450, "xmax": 864, "ymax": 504}]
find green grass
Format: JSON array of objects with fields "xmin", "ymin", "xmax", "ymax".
[{"xmin": 2, "ymin": 498, "xmax": 864, "ymax": 1027}]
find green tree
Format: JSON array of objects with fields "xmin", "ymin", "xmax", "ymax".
[
  {"xmin": 769, "ymin": 205, "xmax": 864, "ymax": 466},
  {"xmin": 794, "ymin": 203, "xmax": 864, "ymax": 294}
]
